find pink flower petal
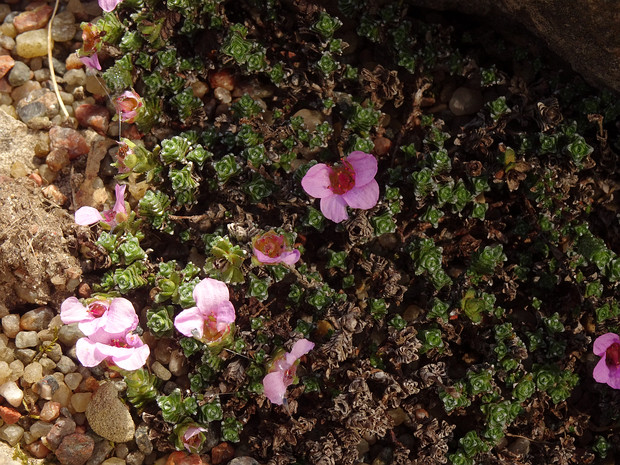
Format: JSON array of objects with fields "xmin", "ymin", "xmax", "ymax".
[
  {"xmin": 75, "ymin": 206, "xmax": 104, "ymax": 225},
  {"xmin": 263, "ymin": 371, "xmax": 287, "ymax": 405},
  {"xmin": 78, "ymin": 319, "xmax": 103, "ymax": 337},
  {"xmin": 79, "ymin": 54, "xmax": 101, "ymax": 71},
  {"xmin": 193, "ymin": 278, "xmax": 230, "ymax": 313},
  {"xmin": 342, "ymin": 179, "xmax": 379, "ymax": 210},
  {"xmin": 593, "ymin": 333, "xmax": 620, "ymax": 356},
  {"xmin": 606, "ymin": 364, "xmax": 620, "ymax": 389},
  {"xmin": 113, "ymin": 184, "xmax": 127, "ymax": 215},
  {"xmin": 346, "ymin": 151, "xmax": 377, "ymax": 186},
  {"xmin": 280, "ymin": 249, "xmax": 301, "ymax": 266},
  {"xmin": 102, "ymin": 298, "xmax": 139, "ymax": 334},
  {"xmin": 301, "ymin": 164, "xmax": 333, "ymax": 199},
  {"xmin": 593, "ymin": 356, "xmax": 610, "ymax": 384},
  {"xmin": 60, "ymin": 297, "xmax": 92, "ymax": 325},
  {"xmin": 289, "ymin": 338, "xmax": 315, "ymax": 358},
  {"xmin": 320, "ymin": 194, "xmax": 348, "ymax": 223},
  {"xmin": 110, "ymin": 343, "xmax": 150, "ymax": 371},
  {"xmin": 214, "ymin": 301, "xmax": 236, "ymax": 324},
  {"xmin": 98, "ymin": 0, "xmax": 123, "ymax": 11},
  {"xmin": 75, "ymin": 337, "xmax": 107, "ymax": 367},
  {"xmin": 174, "ymin": 307, "xmax": 205, "ymax": 339},
  {"xmin": 253, "ymin": 248, "xmax": 281, "ymax": 264}
]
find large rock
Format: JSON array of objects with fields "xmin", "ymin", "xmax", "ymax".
[
  {"xmin": 85, "ymin": 382, "xmax": 136, "ymax": 443},
  {"xmin": 407, "ymin": 0, "xmax": 620, "ymax": 92}
]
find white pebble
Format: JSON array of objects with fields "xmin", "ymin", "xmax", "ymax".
[
  {"xmin": 0, "ymin": 381, "xmax": 24, "ymax": 407},
  {"xmin": 0, "ymin": 424, "xmax": 24, "ymax": 446},
  {"xmin": 64, "ymin": 372, "xmax": 82, "ymax": 390},
  {"xmin": 15, "ymin": 330, "xmax": 39, "ymax": 348},
  {"xmin": 0, "ymin": 361, "xmax": 10, "ymax": 384},
  {"xmin": 22, "ymin": 362, "xmax": 43, "ymax": 384},
  {"xmin": 2, "ymin": 314, "xmax": 20, "ymax": 338}
]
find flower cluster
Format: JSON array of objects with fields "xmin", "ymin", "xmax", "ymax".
[
  {"xmin": 173, "ymin": 278, "xmax": 236, "ymax": 350},
  {"xmin": 75, "ymin": 184, "xmax": 127, "ymax": 228},
  {"xmin": 263, "ymin": 338, "xmax": 314, "ymax": 405},
  {"xmin": 61, "ymin": 297, "xmax": 149, "ymax": 371},
  {"xmin": 252, "ymin": 230, "xmax": 300, "ymax": 266},
  {"xmin": 301, "ymin": 151, "xmax": 379, "ymax": 223}
]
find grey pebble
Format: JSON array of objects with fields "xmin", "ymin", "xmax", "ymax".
[
  {"xmin": 85, "ymin": 437, "xmax": 114, "ymax": 465},
  {"xmin": 17, "ymin": 101, "xmax": 47, "ymax": 123},
  {"xmin": 126, "ymin": 450, "xmax": 145, "ymax": 465},
  {"xmin": 228, "ymin": 458, "xmax": 260, "ymax": 465},
  {"xmin": 14, "ymin": 348, "xmax": 36, "ymax": 364},
  {"xmin": 8, "ymin": 61, "xmax": 32, "ymax": 87},
  {"xmin": 58, "ymin": 324, "xmax": 84, "ymax": 347},
  {"xmin": 46, "ymin": 417, "xmax": 77, "ymax": 449},
  {"xmin": 56, "ymin": 355, "xmax": 77, "ymax": 374},
  {"xmin": 135, "ymin": 424, "xmax": 153, "ymax": 455},
  {"xmin": 15, "ymin": 330, "xmax": 39, "ymax": 348}
]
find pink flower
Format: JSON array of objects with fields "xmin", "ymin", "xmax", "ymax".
[
  {"xmin": 182, "ymin": 426, "xmax": 208, "ymax": 453},
  {"xmin": 99, "ymin": 0, "xmax": 123, "ymax": 12},
  {"xmin": 173, "ymin": 278, "xmax": 236, "ymax": 346},
  {"xmin": 75, "ymin": 300, "xmax": 149, "ymax": 371},
  {"xmin": 60, "ymin": 296, "xmax": 138, "ymax": 337},
  {"xmin": 75, "ymin": 184, "xmax": 127, "ymax": 227},
  {"xmin": 301, "ymin": 151, "xmax": 379, "ymax": 223},
  {"xmin": 593, "ymin": 333, "xmax": 620, "ymax": 389},
  {"xmin": 252, "ymin": 231, "xmax": 300, "ymax": 266},
  {"xmin": 116, "ymin": 90, "xmax": 142, "ymax": 123},
  {"xmin": 263, "ymin": 338, "xmax": 314, "ymax": 405},
  {"xmin": 79, "ymin": 53, "xmax": 101, "ymax": 71}
]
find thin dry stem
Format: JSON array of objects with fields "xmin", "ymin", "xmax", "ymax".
[{"xmin": 48, "ymin": 0, "xmax": 70, "ymax": 118}]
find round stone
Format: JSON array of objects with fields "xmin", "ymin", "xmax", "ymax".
[
  {"xmin": 86, "ymin": 382, "xmax": 135, "ymax": 443},
  {"xmin": 20, "ymin": 306, "xmax": 54, "ymax": 331},
  {"xmin": 51, "ymin": 11, "xmax": 76, "ymax": 42},
  {"xmin": 8, "ymin": 60, "xmax": 32, "ymax": 86},
  {"xmin": 449, "ymin": 87, "xmax": 484, "ymax": 116},
  {"xmin": 55, "ymin": 433, "xmax": 94, "ymax": 465},
  {"xmin": 15, "ymin": 29, "xmax": 51, "ymax": 59},
  {"xmin": 15, "ymin": 330, "xmax": 39, "ymax": 348},
  {"xmin": 22, "ymin": 362, "xmax": 44, "ymax": 384}
]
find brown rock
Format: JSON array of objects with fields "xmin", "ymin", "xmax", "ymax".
[
  {"xmin": 55, "ymin": 433, "xmax": 94, "ymax": 465},
  {"xmin": 49, "ymin": 126, "xmax": 89, "ymax": 159},
  {"xmin": 0, "ymin": 405, "xmax": 21, "ymax": 424},
  {"xmin": 46, "ymin": 148, "xmax": 71, "ymax": 172},
  {"xmin": 75, "ymin": 104, "xmax": 110, "ymax": 134},
  {"xmin": 26, "ymin": 440, "xmax": 51, "ymax": 459},
  {"xmin": 20, "ymin": 306, "xmax": 54, "ymax": 331},
  {"xmin": 211, "ymin": 443, "xmax": 234, "ymax": 465},
  {"xmin": 373, "ymin": 136, "xmax": 392, "ymax": 157},
  {"xmin": 209, "ymin": 69, "xmax": 235, "ymax": 91},
  {"xmin": 0, "ymin": 55, "xmax": 14, "ymax": 79},
  {"xmin": 66, "ymin": 52, "xmax": 83, "ymax": 70},
  {"xmin": 166, "ymin": 451, "xmax": 205, "ymax": 465},
  {"xmin": 13, "ymin": 5, "xmax": 54, "ymax": 34},
  {"xmin": 406, "ymin": 0, "xmax": 620, "ymax": 92},
  {"xmin": 42, "ymin": 184, "xmax": 68, "ymax": 205},
  {"xmin": 39, "ymin": 401, "xmax": 61, "ymax": 422},
  {"xmin": 45, "ymin": 417, "xmax": 76, "ymax": 450}
]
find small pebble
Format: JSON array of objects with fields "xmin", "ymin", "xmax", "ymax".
[
  {"xmin": 13, "ymin": 5, "xmax": 53, "ymax": 34},
  {"xmin": 228, "ymin": 458, "xmax": 260, "ymax": 465},
  {"xmin": 58, "ymin": 324, "xmax": 84, "ymax": 347},
  {"xmin": 49, "ymin": 126, "xmax": 90, "ymax": 159},
  {"xmin": 65, "ymin": 372, "xmax": 83, "ymax": 390},
  {"xmin": 31, "ymin": 421, "xmax": 54, "ymax": 439},
  {"xmin": 168, "ymin": 350, "xmax": 188, "ymax": 376},
  {"xmin": 75, "ymin": 103, "xmax": 109, "ymax": 133},
  {"xmin": 135, "ymin": 424, "xmax": 153, "ymax": 455},
  {"xmin": 214, "ymin": 87, "xmax": 231, "ymax": 104},
  {"xmin": 9, "ymin": 359, "xmax": 24, "ymax": 381},
  {"xmin": 23, "ymin": 361, "xmax": 44, "ymax": 383},
  {"xmin": 41, "ymin": 341, "xmax": 63, "ymax": 362},
  {"xmin": 116, "ymin": 443, "xmax": 129, "ymax": 459},
  {"xmin": 0, "ymin": 423, "xmax": 25, "ymax": 446},
  {"xmin": 86, "ymin": 438, "xmax": 115, "ymax": 465},
  {"xmin": 2, "ymin": 313, "xmax": 20, "ymax": 337},
  {"xmin": 127, "ymin": 451, "xmax": 145, "ymax": 465},
  {"xmin": 57, "ymin": 355, "xmax": 77, "ymax": 374},
  {"xmin": 0, "ymin": 380, "xmax": 24, "ymax": 407},
  {"xmin": 26, "ymin": 440, "xmax": 51, "ymax": 459},
  {"xmin": 35, "ymin": 374, "xmax": 60, "ymax": 400},
  {"xmin": 103, "ymin": 459, "xmax": 127, "ymax": 465},
  {"xmin": 0, "ymin": 54, "xmax": 14, "ymax": 79},
  {"xmin": 449, "ymin": 86, "xmax": 483, "ymax": 116},
  {"xmin": 39, "ymin": 356, "xmax": 57, "ymax": 374},
  {"xmin": 11, "ymin": 80, "xmax": 41, "ymax": 103},
  {"xmin": 70, "ymin": 392, "xmax": 92, "ymax": 413},
  {"xmin": 15, "ymin": 330, "xmax": 39, "ymax": 348},
  {"xmin": 8, "ymin": 60, "xmax": 32, "ymax": 86},
  {"xmin": 56, "ymin": 432, "xmax": 95, "ymax": 465},
  {"xmin": 51, "ymin": 11, "xmax": 76, "ymax": 42},
  {"xmin": 211, "ymin": 443, "xmax": 235, "ymax": 465},
  {"xmin": 0, "ymin": 404, "xmax": 21, "ymax": 424},
  {"xmin": 15, "ymin": 28, "xmax": 51, "ymax": 59},
  {"xmin": 151, "ymin": 361, "xmax": 172, "ymax": 381},
  {"xmin": 0, "ymin": 361, "xmax": 10, "ymax": 384},
  {"xmin": 40, "ymin": 401, "xmax": 62, "ymax": 422},
  {"xmin": 21, "ymin": 306, "xmax": 55, "ymax": 331},
  {"xmin": 0, "ymin": 5, "xmax": 10, "ymax": 23},
  {"xmin": 46, "ymin": 416, "xmax": 77, "ymax": 450},
  {"xmin": 52, "ymin": 382, "xmax": 73, "ymax": 407}
]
